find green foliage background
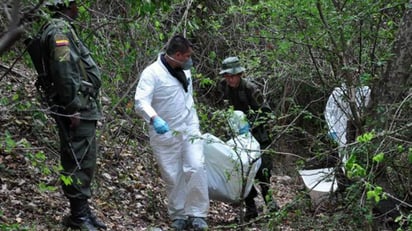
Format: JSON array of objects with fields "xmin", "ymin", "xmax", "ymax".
[{"xmin": 1, "ymin": 0, "xmax": 411, "ymax": 230}]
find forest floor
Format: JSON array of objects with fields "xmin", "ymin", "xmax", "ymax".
[
  {"xmin": 0, "ymin": 148, "xmax": 303, "ymax": 231},
  {"xmin": 0, "ymin": 65, "xmax": 398, "ymax": 231}
]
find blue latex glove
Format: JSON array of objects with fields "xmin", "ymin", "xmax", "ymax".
[
  {"xmin": 239, "ymin": 123, "xmax": 250, "ymax": 135},
  {"xmin": 152, "ymin": 116, "xmax": 170, "ymax": 134},
  {"xmin": 328, "ymin": 131, "xmax": 338, "ymax": 141}
]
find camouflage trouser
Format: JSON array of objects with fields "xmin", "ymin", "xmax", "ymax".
[{"xmin": 54, "ymin": 116, "xmax": 97, "ymax": 200}]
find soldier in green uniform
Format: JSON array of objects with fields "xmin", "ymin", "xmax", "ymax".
[
  {"xmin": 40, "ymin": 1, "xmax": 105, "ymax": 230},
  {"xmin": 218, "ymin": 56, "xmax": 279, "ymax": 221}
]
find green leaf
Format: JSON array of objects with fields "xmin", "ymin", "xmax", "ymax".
[
  {"xmin": 35, "ymin": 151, "xmax": 46, "ymax": 161},
  {"xmin": 42, "ymin": 167, "xmax": 51, "ymax": 175},
  {"xmin": 372, "ymin": 153, "xmax": 384, "ymax": 163},
  {"xmin": 38, "ymin": 182, "xmax": 58, "ymax": 192},
  {"xmin": 12, "ymin": 93, "xmax": 19, "ymax": 101},
  {"xmin": 60, "ymin": 175, "xmax": 73, "ymax": 186},
  {"xmin": 278, "ymin": 40, "xmax": 292, "ymax": 54},
  {"xmin": 366, "ymin": 186, "xmax": 383, "ymax": 203},
  {"xmin": 367, "ymin": 190, "xmax": 378, "ymax": 202},
  {"xmin": 356, "ymin": 132, "xmax": 375, "ymax": 143},
  {"xmin": 4, "ymin": 131, "xmax": 16, "ymax": 153},
  {"xmin": 346, "ymin": 161, "xmax": 366, "ymax": 178},
  {"xmin": 397, "ymin": 145, "xmax": 404, "ymax": 152}
]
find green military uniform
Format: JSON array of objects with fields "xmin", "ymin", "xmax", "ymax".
[
  {"xmin": 218, "ymin": 56, "xmax": 278, "ymax": 221},
  {"xmin": 40, "ymin": 15, "xmax": 106, "ymax": 230},
  {"xmin": 219, "ymin": 78, "xmax": 275, "ymax": 219},
  {"xmin": 41, "ymin": 15, "xmax": 102, "ymax": 199},
  {"xmin": 24, "ymin": 1, "xmax": 107, "ymax": 229},
  {"xmin": 219, "ymin": 78, "xmax": 272, "ymax": 147}
]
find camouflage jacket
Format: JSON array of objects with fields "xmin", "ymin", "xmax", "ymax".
[
  {"xmin": 41, "ymin": 16, "xmax": 102, "ymax": 120},
  {"xmin": 219, "ymin": 78, "xmax": 272, "ymax": 145}
]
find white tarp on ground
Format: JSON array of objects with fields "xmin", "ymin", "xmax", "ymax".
[
  {"xmin": 298, "ymin": 168, "xmax": 338, "ymax": 206},
  {"xmin": 203, "ymin": 111, "xmax": 261, "ymax": 203}
]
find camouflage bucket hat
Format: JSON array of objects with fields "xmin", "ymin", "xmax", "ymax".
[
  {"xmin": 46, "ymin": 0, "xmax": 76, "ymax": 10},
  {"xmin": 219, "ymin": 56, "xmax": 246, "ymax": 75}
]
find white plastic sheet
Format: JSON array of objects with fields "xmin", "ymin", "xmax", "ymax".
[
  {"xmin": 203, "ymin": 111, "xmax": 261, "ymax": 203},
  {"xmin": 298, "ymin": 168, "xmax": 338, "ymax": 205},
  {"xmin": 324, "ymin": 85, "xmax": 371, "ymax": 149}
]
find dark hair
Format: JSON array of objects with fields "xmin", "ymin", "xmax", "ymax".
[
  {"xmin": 165, "ymin": 35, "xmax": 193, "ymax": 55},
  {"xmin": 47, "ymin": 0, "xmax": 76, "ymax": 12}
]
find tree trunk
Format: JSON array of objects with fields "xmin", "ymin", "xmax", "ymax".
[
  {"xmin": 369, "ymin": 0, "xmax": 412, "ymax": 218},
  {"xmin": 372, "ymin": 1, "xmax": 412, "ymax": 116}
]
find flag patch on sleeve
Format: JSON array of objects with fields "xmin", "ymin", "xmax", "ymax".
[
  {"xmin": 53, "ymin": 34, "xmax": 70, "ymax": 61},
  {"xmin": 54, "ymin": 34, "xmax": 69, "ymax": 47},
  {"xmin": 56, "ymin": 39, "xmax": 69, "ymax": 46}
]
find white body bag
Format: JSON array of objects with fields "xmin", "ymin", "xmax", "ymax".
[{"xmin": 202, "ymin": 111, "xmax": 261, "ymax": 203}]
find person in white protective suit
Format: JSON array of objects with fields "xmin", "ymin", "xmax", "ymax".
[
  {"xmin": 134, "ymin": 35, "xmax": 209, "ymax": 231},
  {"xmin": 324, "ymin": 83, "xmax": 371, "ymax": 163}
]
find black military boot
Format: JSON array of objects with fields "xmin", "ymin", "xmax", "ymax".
[
  {"xmin": 85, "ymin": 206, "xmax": 107, "ymax": 230},
  {"xmin": 64, "ymin": 198, "xmax": 97, "ymax": 231},
  {"xmin": 63, "ymin": 215, "xmax": 97, "ymax": 231}
]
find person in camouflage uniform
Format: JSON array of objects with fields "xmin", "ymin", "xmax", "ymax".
[
  {"xmin": 218, "ymin": 56, "xmax": 279, "ymax": 221},
  {"xmin": 40, "ymin": 1, "xmax": 105, "ymax": 230}
]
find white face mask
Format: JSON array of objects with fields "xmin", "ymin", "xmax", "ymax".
[
  {"xmin": 181, "ymin": 58, "xmax": 193, "ymax": 70},
  {"xmin": 166, "ymin": 54, "xmax": 193, "ymax": 70}
]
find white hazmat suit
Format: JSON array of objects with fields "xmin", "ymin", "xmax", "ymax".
[
  {"xmin": 134, "ymin": 54, "xmax": 209, "ymax": 220},
  {"xmin": 324, "ymin": 84, "xmax": 371, "ymax": 162}
]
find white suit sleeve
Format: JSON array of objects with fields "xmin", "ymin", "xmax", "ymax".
[
  {"xmin": 186, "ymin": 72, "xmax": 200, "ymax": 128},
  {"xmin": 134, "ymin": 70, "xmax": 157, "ymax": 122}
]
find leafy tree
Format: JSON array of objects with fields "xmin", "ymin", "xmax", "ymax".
[{"xmin": 0, "ymin": 0, "xmax": 411, "ymax": 229}]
